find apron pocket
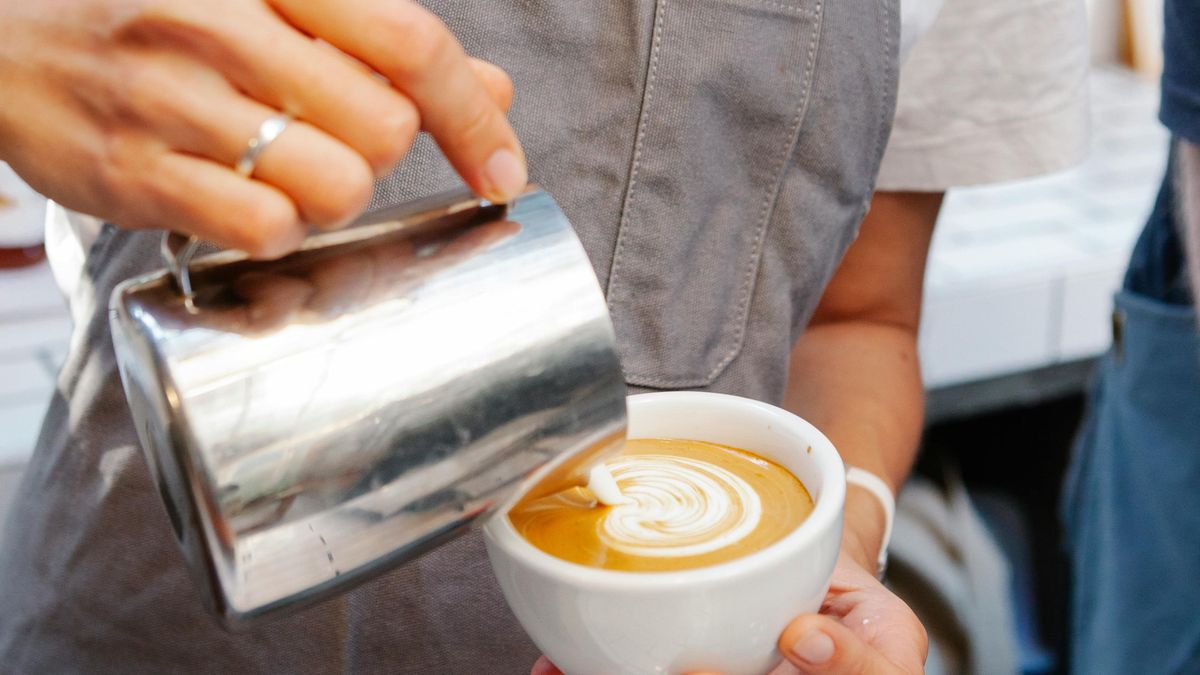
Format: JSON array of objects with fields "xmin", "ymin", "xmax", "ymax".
[
  {"xmin": 605, "ymin": 0, "xmax": 824, "ymax": 388},
  {"xmin": 1110, "ymin": 288, "xmax": 1200, "ymax": 398}
]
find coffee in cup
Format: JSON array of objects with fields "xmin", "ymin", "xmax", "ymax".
[
  {"xmin": 484, "ymin": 392, "xmax": 846, "ymax": 675},
  {"xmin": 508, "ymin": 438, "xmax": 814, "ymax": 572}
]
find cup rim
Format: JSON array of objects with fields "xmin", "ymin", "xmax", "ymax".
[{"xmin": 484, "ymin": 391, "xmax": 846, "ymax": 591}]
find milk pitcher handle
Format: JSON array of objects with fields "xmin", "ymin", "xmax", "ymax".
[{"xmin": 160, "ymin": 231, "xmax": 200, "ymax": 306}]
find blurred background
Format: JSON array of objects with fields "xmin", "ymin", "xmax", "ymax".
[{"xmin": 0, "ymin": 1, "xmax": 1175, "ymax": 673}]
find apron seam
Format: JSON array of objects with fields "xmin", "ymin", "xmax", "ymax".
[
  {"xmin": 875, "ymin": 0, "xmax": 897, "ymax": 175},
  {"xmin": 617, "ymin": 0, "xmax": 826, "ymax": 389},
  {"xmin": 604, "ymin": 0, "xmax": 665, "ymax": 302},
  {"xmin": 699, "ymin": 0, "xmax": 825, "ymax": 384},
  {"xmin": 748, "ymin": 0, "xmax": 818, "ymax": 15}
]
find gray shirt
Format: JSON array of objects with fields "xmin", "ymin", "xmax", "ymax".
[{"xmin": 0, "ymin": 0, "xmax": 898, "ymax": 672}]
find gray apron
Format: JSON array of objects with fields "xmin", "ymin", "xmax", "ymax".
[{"xmin": 0, "ymin": 1, "xmax": 897, "ymax": 671}]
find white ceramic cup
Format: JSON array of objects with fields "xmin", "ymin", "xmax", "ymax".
[{"xmin": 483, "ymin": 391, "xmax": 846, "ymax": 675}]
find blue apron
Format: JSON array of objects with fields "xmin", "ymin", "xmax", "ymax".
[{"xmin": 1062, "ymin": 145, "xmax": 1200, "ymax": 674}]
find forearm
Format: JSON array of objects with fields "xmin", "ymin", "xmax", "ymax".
[
  {"xmin": 784, "ymin": 320, "xmax": 923, "ymax": 572},
  {"xmin": 781, "ymin": 190, "xmax": 941, "ymax": 573}
]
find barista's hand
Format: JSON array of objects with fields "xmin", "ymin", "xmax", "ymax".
[
  {"xmin": 772, "ymin": 555, "xmax": 926, "ymax": 674},
  {"xmin": 0, "ymin": 0, "xmax": 524, "ymax": 258},
  {"xmin": 530, "ymin": 554, "xmax": 926, "ymax": 675}
]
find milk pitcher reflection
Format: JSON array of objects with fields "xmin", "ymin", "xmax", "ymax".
[{"xmin": 109, "ymin": 188, "xmax": 628, "ymax": 625}]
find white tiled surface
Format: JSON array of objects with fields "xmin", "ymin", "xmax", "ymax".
[
  {"xmin": 0, "ymin": 313, "xmax": 73, "ymax": 357},
  {"xmin": 0, "ymin": 400, "xmax": 53, "ymax": 467},
  {"xmin": 922, "ymin": 279, "xmax": 1060, "ymax": 387},
  {"xmin": 0, "ymin": 261, "xmax": 70, "ymax": 468},
  {"xmin": 0, "ymin": 358, "xmax": 53, "ymax": 399},
  {"xmin": 918, "ymin": 67, "xmax": 1167, "ymax": 387},
  {"xmin": 1058, "ymin": 258, "xmax": 1128, "ymax": 361},
  {"xmin": 0, "ymin": 67, "xmax": 1171, "ymax": 466}
]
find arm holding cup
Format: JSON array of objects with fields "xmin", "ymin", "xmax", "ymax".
[
  {"xmin": 785, "ymin": 190, "xmax": 940, "ymax": 575},
  {"xmin": 525, "ymin": 193, "xmax": 937, "ymax": 675},
  {"xmin": 777, "ymin": 190, "xmax": 941, "ymax": 674}
]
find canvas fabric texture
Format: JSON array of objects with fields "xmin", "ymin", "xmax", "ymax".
[{"xmin": 0, "ymin": 1, "xmax": 899, "ymax": 672}]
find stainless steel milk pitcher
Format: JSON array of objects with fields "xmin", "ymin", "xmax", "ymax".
[{"xmin": 109, "ymin": 187, "xmax": 627, "ymax": 625}]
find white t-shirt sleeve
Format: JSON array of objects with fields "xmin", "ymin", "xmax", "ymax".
[
  {"xmin": 899, "ymin": 0, "xmax": 946, "ymax": 64},
  {"xmin": 44, "ymin": 202, "xmax": 103, "ymax": 318},
  {"xmin": 878, "ymin": 0, "xmax": 1091, "ymax": 192}
]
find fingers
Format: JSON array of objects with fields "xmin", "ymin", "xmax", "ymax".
[
  {"xmin": 110, "ymin": 145, "xmax": 304, "ymax": 259},
  {"xmin": 105, "ymin": 0, "xmax": 522, "ymax": 260},
  {"xmin": 779, "ymin": 615, "xmax": 891, "ymax": 675},
  {"xmin": 197, "ymin": 13, "xmax": 422, "ymax": 177},
  {"xmin": 126, "ymin": 51, "xmax": 374, "ymax": 232},
  {"xmin": 269, "ymin": 0, "xmax": 527, "ymax": 202},
  {"xmin": 776, "ymin": 560, "xmax": 927, "ymax": 675}
]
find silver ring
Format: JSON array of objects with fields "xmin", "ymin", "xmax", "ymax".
[{"xmin": 235, "ymin": 113, "xmax": 292, "ymax": 177}]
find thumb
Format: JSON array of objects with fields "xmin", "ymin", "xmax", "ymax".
[{"xmin": 778, "ymin": 615, "xmax": 894, "ymax": 675}]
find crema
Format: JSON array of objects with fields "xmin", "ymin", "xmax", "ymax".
[{"xmin": 508, "ymin": 438, "xmax": 813, "ymax": 572}]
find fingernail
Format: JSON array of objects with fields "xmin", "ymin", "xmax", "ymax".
[
  {"xmin": 482, "ymin": 148, "xmax": 527, "ymax": 202},
  {"xmin": 791, "ymin": 631, "xmax": 835, "ymax": 665}
]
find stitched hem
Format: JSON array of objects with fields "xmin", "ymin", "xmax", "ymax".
[{"xmin": 620, "ymin": 0, "xmax": 826, "ymax": 389}]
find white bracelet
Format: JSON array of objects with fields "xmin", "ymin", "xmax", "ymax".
[{"xmin": 845, "ymin": 467, "xmax": 895, "ymax": 579}]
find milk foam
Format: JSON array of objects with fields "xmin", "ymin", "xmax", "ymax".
[
  {"xmin": 587, "ymin": 463, "xmax": 632, "ymax": 506},
  {"xmin": 598, "ymin": 454, "xmax": 762, "ymax": 558}
]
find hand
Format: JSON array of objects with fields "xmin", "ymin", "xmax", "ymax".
[
  {"xmin": 530, "ymin": 552, "xmax": 926, "ymax": 675},
  {"xmin": 0, "ymin": 0, "xmax": 524, "ymax": 258},
  {"xmin": 770, "ymin": 484, "xmax": 926, "ymax": 674},
  {"xmin": 772, "ymin": 555, "xmax": 926, "ymax": 674}
]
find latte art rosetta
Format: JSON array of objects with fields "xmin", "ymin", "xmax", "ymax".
[
  {"xmin": 508, "ymin": 438, "xmax": 813, "ymax": 572},
  {"xmin": 600, "ymin": 455, "xmax": 762, "ymax": 558}
]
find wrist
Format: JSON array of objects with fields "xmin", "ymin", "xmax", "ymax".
[
  {"xmin": 840, "ymin": 482, "xmax": 891, "ymax": 575},
  {"xmin": 839, "ymin": 531, "xmax": 876, "ymax": 574}
]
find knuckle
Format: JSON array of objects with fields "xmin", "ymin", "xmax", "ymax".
[
  {"xmin": 237, "ymin": 197, "xmax": 301, "ymax": 258},
  {"xmin": 118, "ymin": 0, "xmax": 179, "ymax": 29},
  {"xmin": 120, "ymin": 61, "xmax": 177, "ymax": 122},
  {"xmin": 306, "ymin": 155, "xmax": 374, "ymax": 228},
  {"xmin": 98, "ymin": 133, "xmax": 148, "ymax": 204},
  {"xmin": 364, "ymin": 108, "xmax": 419, "ymax": 173},
  {"xmin": 493, "ymin": 74, "xmax": 514, "ymax": 110},
  {"xmin": 454, "ymin": 97, "xmax": 497, "ymax": 142},
  {"xmin": 116, "ymin": 1, "xmax": 203, "ymax": 43},
  {"xmin": 472, "ymin": 59, "xmax": 514, "ymax": 98},
  {"xmin": 115, "ymin": 3, "xmax": 243, "ymax": 74},
  {"xmin": 375, "ymin": 8, "xmax": 453, "ymax": 76}
]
